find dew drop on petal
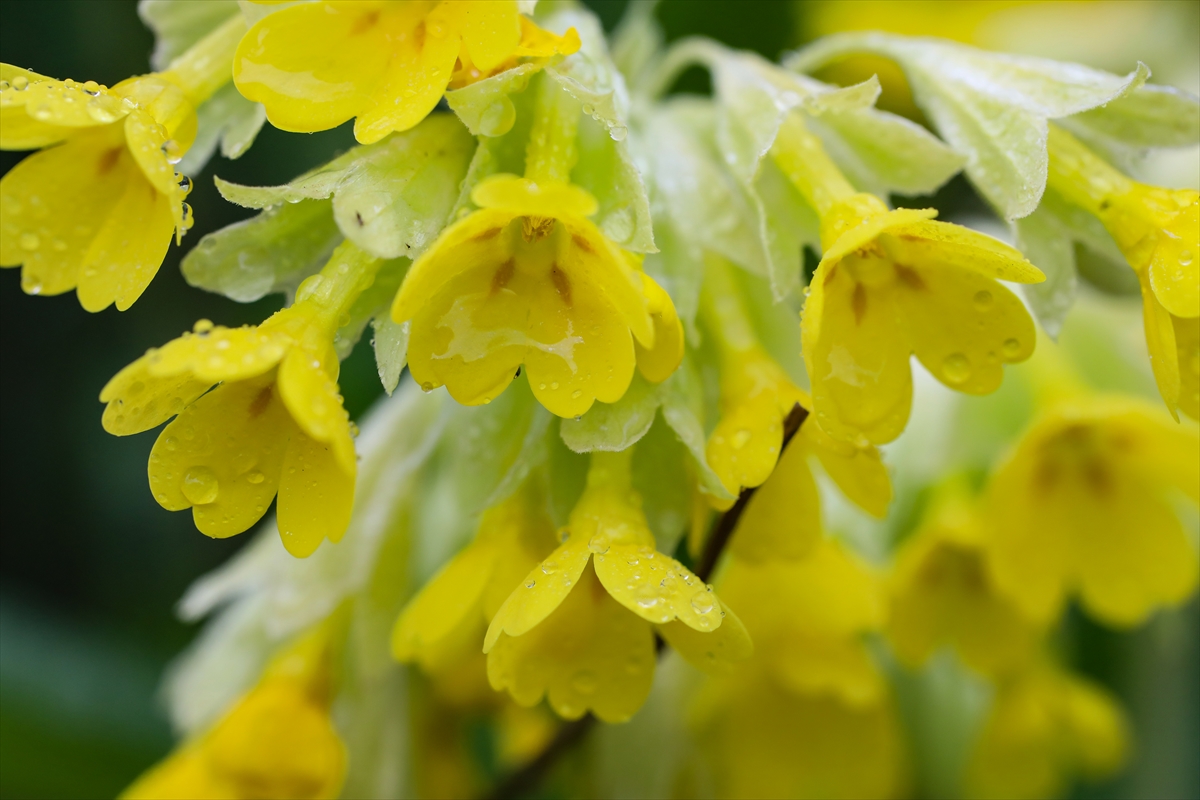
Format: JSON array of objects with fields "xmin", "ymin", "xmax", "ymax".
[
  {"xmin": 19, "ymin": 233, "xmax": 39, "ymax": 251},
  {"xmin": 942, "ymin": 353, "xmax": 970, "ymax": 384},
  {"xmin": 690, "ymin": 590, "xmax": 715, "ymax": 614},
  {"xmin": 181, "ymin": 466, "xmax": 219, "ymax": 505},
  {"xmin": 571, "ymin": 670, "xmax": 598, "ymax": 694},
  {"xmin": 1180, "ymin": 249, "xmax": 1194, "ymax": 266},
  {"xmin": 246, "ymin": 470, "xmax": 265, "ymax": 485},
  {"xmin": 973, "ymin": 290, "xmax": 993, "ymax": 310},
  {"xmin": 525, "ymin": 579, "xmax": 536, "ymax": 589},
  {"xmin": 1002, "ymin": 338, "xmax": 1022, "ymax": 359},
  {"xmin": 730, "ymin": 429, "xmax": 751, "ymax": 449},
  {"xmin": 541, "ymin": 561, "xmax": 558, "ymax": 575}
]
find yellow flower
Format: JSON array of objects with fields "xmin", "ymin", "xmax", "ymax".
[
  {"xmin": 887, "ymin": 479, "xmax": 1039, "ymax": 677},
  {"xmin": 483, "ymin": 449, "xmax": 752, "ymax": 722},
  {"xmin": 123, "ymin": 626, "xmax": 346, "ymax": 800},
  {"xmin": 801, "ymin": 191, "xmax": 1044, "ymax": 445},
  {"xmin": 966, "ymin": 665, "xmax": 1128, "ymax": 800},
  {"xmin": 392, "ymin": 482, "xmax": 559, "ymax": 672},
  {"xmin": 393, "ymin": 175, "xmax": 678, "ymax": 418},
  {"xmin": 718, "ymin": 539, "xmax": 888, "ymax": 706},
  {"xmin": 0, "ymin": 66, "xmax": 195, "ymax": 310},
  {"xmin": 1047, "ymin": 125, "xmax": 1200, "ymax": 420},
  {"xmin": 691, "ymin": 660, "xmax": 908, "ymax": 800},
  {"xmin": 100, "ymin": 243, "xmax": 379, "ymax": 557},
  {"xmin": 234, "ymin": 1, "xmax": 579, "ymax": 145},
  {"xmin": 984, "ymin": 395, "xmax": 1199, "ymax": 626}
]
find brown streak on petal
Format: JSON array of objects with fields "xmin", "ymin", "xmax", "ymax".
[
  {"xmin": 97, "ymin": 147, "xmax": 121, "ymax": 176},
  {"xmin": 895, "ymin": 264, "xmax": 925, "ymax": 290},
  {"xmin": 551, "ymin": 265, "xmax": 572, "ymax": 307},
  {"xmin": 472, "ymin": 227, "xmax": 503, "ymax": 241},
  {"xmin": 823, "ymin": 263, "xmax": 839, "ymax": 286},
  {"xmin": 571, "ymin": 233, "xmax": 593, "ymax": 253},
  {"xmin": 413, "ymin": 20, "xmax": 426, "ymax": 50},
  {"xmin": 351, "ymin": 9, "xmax": 381, "ymax": 35},
  {"xmin": 851, "ymin": 283, "xmax": 867, "ymax": 325},
  {"xmin": 248, "ymin": 385, "xmax": 273, "ymax": 419},
  {"xmin": 491, "ymin": 259, "xmax": 515, "ymax": 293}
]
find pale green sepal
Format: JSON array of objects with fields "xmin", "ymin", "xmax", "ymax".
[
  {"xmin": 177, "ymin": 82, "xmax": 267, "ymax": 175},
  {"xmin": 560, "ymin": 373, "xmax": 660, "ymax": 453},
  {"xmin": 544, "ymin": 9, "xmax": 655, "ymax": 252},
  {"xmin": 332, "ymin": 258, "xmax": 408, "ymax": 359},
  {"xmin": 181, "ymin": 199, "xmax": 341, "ymax": 302},
  {"xmin": 446, "ymin": 64, "xmax": 541, "ymax": 137},
  {"xmin": 787, "ymin": 33, "xmax": 1151, "ymax": 220},
  {"xmin": 1013, "ymin": 206, "xmax": 1077, "ymax": 340},
  {"xmin": 1065, "ymin": 84, "xmax": 1200, "ymax": 149},
  {"xmin": 730, "ymin": 265, "xmax": 807, "ymax": 386},
  {"xmin": 747, "ymin": 158, "xmax": 819, "ymax": 301},
  {"xmin": 659, "ymin": 361, "xmax": 735, "ymax": 503},
  {"xmin": 138, "ymin": 0, "xmax": 240, "ymax": 70},
  {"xmin": 609, "ymin": 0, "xmax": 663, "ymax": 87},
  {"xmin": 373, "ymin": 317, "xmax": 410, "ymax": 396},
  {"xmin": 485, "ymin": 404, "xmax": 553, "ymax": 509},
  {"xmin": 215, "ymin": 115, "xmax": 475, "ymax": 259},
  {"xmin": 631, "ymin": 414, "xmax": 692, "ymax": 553}
]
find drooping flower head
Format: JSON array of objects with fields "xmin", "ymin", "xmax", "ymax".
[
  {"xmin": 0, "ymin": 66, "xmax": 196, "ymax": 310},
  {"xmin": 483, "ymin": 449, "xmax": 751, "ymax": 722},
  {"xmin": 122, "ymin": 624, "xmax": 346, "ymax": 800},
  {"xmin": 985, "ymin": 395, "xmax": 1199, "ymax": 627},
  {"xmin": 101, "ymin": 243, "xmax": 381, "ymax": 557},
  {"xmin": 393, "ymin": 175, "xmax": 681, "ymax": 418},
  {"xmin": 1047, "ymin": 124, "xmax": 1200, "ymax": 420},
  {"xmin": 888, "ymin": 479, "xmax": 1040, "ymax": 677},
  {"xmin": 234, "ymin": 0, "xmax": 580, "ymax": 145}
]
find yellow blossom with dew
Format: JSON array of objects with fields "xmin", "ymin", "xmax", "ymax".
[
  {"xmin": 771, "ymin": 113, "xmax": 1043, "ymax": 445},
  {"xmin": 966, "ymin": 664, "xmax": 1128, "ymax": 800},
  {"xmin": 985, "ymin": 394, "xmax": 1200, "ymax": 627},
  {"xmin": 100, "ymin": 242, "xmax": 383, "ymax": 557},
  {"xmin": 483, "ymin": 449, "xmax": 751, "ymax": 722},
  {"xmin": 1047, "ymin": 124, "xmax": 1200, "ymax": 420},
  {"xmin": 122, "ymin": 624, "xmax": 346, "ymax": 800},
  {"xmin": 888, "ymin": 478, "xmax": 1040, "ymax": 677},
  {"xmin": 392, "ymin": 482, "xmax": 559, "ymax": 672},
  {"xmin": 233, "ymin": 0, "xmax": 579, "ymax": 145},
  {"xmin": 393, "ymin": 174, "xmax": 678, "ymax": 418},
  {"xmin": 0, "ymin": 16, "xmax": 245, "ymax": 310}
]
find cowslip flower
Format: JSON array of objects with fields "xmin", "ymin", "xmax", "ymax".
[
  {"xmin": 483, "ymin": 449, "xmax": 751, "ymax": 722},
  {"xmin": 1047, "ymin": 124, "xmax": 1200, "ymax": 420},
  {"xmin": 233, "ymin": 0, "xmax": 579, "ymax": 145},
  {"xmin": 394, "ymin": 175, "xmax": 679, "ymax": 418},
  {"xmin": 391, "ymin": 483, "xmax": 558, "ymax": 672},
  {"xmin": 770, "ymin": 113, "xmax": 1043, "ymax": 445},
  {"xmin": 985, "ymin": 395, "xmax": 1199, "ymax": 626},
  {"xmin": 0, "ymin": 16, "xmax": 245, "ymax": 310},
  {"xmin": 888, "ymin": 480, "xmax": 1039, "ymax": 677},
  {"xmin": 101, "ymin": 243, "xmax": 381, "ymax": 557},
  {"xmin": 122, "ymin": 625, "xmax": 346, "ymax": 800},
  {"xmin": 966, "ymin": 665, "xmax": 1127, "ymax": 800}
]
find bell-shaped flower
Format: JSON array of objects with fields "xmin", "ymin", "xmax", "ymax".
[
  {"xmin": 0, "ymin": 65, "xmax": 196, "ymax": 310},
  {"xmin": 966, "ymin": 665, "xmax": 1127, "ymax": 800},
  {"xmin": 802, "ymin": 191, "xmax": 1044, "ymax": 444},
  {"xmin": 100, "ymin": 244, "xmax": 379, "ymax": 557},
  {"xmin": 1047, "ymin": 125, "xmax": 1199, "ymax": 420},
  {"xmin": 122, "ymin": 626, "xmax": 346, "ymax": 800},
  {"xmin": 984, "ymin": 395, "xmax": 1199, "ymax": 627},
  {"xmin": 888, "ymin": 480, "xmax": 1040, "ymax": 677},
  {"xmin": 394, "ymin": 175, "xmax": 678, "ymax": 418},
  {"xmin": 483, "ymin": 450, "xmax": 751, "ymax": 722},
  {"xmin": 392, "ymin": 483, "xmax": 559, "ymax": 672},
  {"xmin": 233, "ymin": 0, "xmax": 579, "ymax": 145}
]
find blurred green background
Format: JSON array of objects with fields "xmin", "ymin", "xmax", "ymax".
[{"xmin": 0, "ymin": 2, "xmax": 1196, "ymax": 799}]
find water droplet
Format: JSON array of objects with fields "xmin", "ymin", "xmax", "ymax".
[
  {"xmin": 973, "ymin": 290, "xmax": 993, "ymax": 310},
  {"xmin": 690, "ymin": 590, "xmax": 715, "ymax": 614},
  {"xmin": 588, "ymin": 535, "xmax": 610, "ymax": 554},
  {"xmin": 730, "ymin": 429, "xmax": 751, "ymax": 449},
  {"xmin": 193, "ymin": 319, "xmax": 214, "ymax": 334},
  {"xmin": 160, "ymin": 139, "xmax": 182, "ymax": 164},
  {"xmin": 541, "ymin": 561, "xmax": 558, "ymax": 575},
  {"xmin": 942, "ymin": 353, "xmax": 970, "ymax": 384},
  {"xmin": 1180, "ymin": 249, "xmax": 1194, "ymax": 266},
  {"xmin": 479, "ymin": 100, "xmax": 515, "ymax": 137},
  {"xmin": 181, "ymin": 466, "xmax": 219, "ymax": 505},
  {"xmin": 163, "ymin": 436, "xmax": 178, "ymax": 451},
  {"xmin": 609, "ymin": 125, "xmax": 628, "ymax": 142},
  {"xmin": 525, "ymin": 579, "xmax": 537, "ymax": 589},
  {"xmin": 1002, "ymin": 338, "xmax": 1022, "ymax": 359},
  {"xmin": 550, "ymin": 382, "xmax": 559, "ymax": 390},
  {"xmin": 581, "ymin": 103, "xmax": 595, "ymax": 115},
  {"xmin": 12, "ymin": 76, "xmax": 29, "ymax": 91},
  {"xmin": 0, "ymin": 80, "xmax": 9, "ymax": 92},
  {"xmin": 246, "ymin": 470, "xmax": 265, "ymax": 484},
  {"xmin": 51, "ymin": 238, "xmax": 67, "ymax": 252},
  {"xmin": 176, "ymin": 173, "xmax": 193, "ymax": 195},
  {"xmin": 558, "ymin": 528, "xmax": 571, "ymax": 543},
  {"xmin": 180, "ymin": 202, "xmax": 194, "ymax": 231},
  {"xmin": 626, "ymin": 555, "xmax": 639, "ymax": 566},
  {"xmin": 19, "ymin": 232, "xmax": 39, "ymax": 251},
  {"xmin": 637, "ymin": 595, "xmax": 660, "ymax": 609},
  {"xmin": 571, "ymin": 670, "xmax": 598, "ymax": 694},
  {"xmin": 82, "ymin": 80, "xmax": 100, "ymax": 96}
]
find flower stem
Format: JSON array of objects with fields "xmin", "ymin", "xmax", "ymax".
[
  {"xmin": 160, "ymin": 13, "xmax": 247, "ymax": 105},
  {"xmin": 771, "ymin": 112, "xmax": 855, "ymax": 217},
  {"xmin": 524, "ymin": 74, "xmax": 582, "ymax": 185},
  {"xmin": 296, "ymin": 241, "xmax": 384, "ymax": 330},
  {"xmin": 699, "ymin": 254, "xmax": 759, "ymax": 354},
  {"xmin": 1045, "ymin": 124, "xmax": 1134, "ymax": 219}
]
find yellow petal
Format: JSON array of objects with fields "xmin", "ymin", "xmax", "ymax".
[
  {"xmin": 512, "ymin": 18, "xmax": 581, "ymax": 59},
  {"xmin": 77, "ymin": 167, "xmax": 175, "ymax": 312},
  {"xmin": 885, "ymin": 218, "xmax": 1045, "ymax": 284},
  {"xmin": 277, "ymin": 429, "xmax": 356, "ymax": 558},
  {"xmin": 1140, "ymin": 272, "xmax": 1182, "ymax": 418},
  {"xmin": 802, "ymin": 419, "xmax": 892, "ymax": 518},
  {"xmin": 802, "ymin": 262, "xmax": 913, "ymax": 445},
  {"xmin": 657, "ymin": 604, "xmax": 753, "ymax": 674},
  {"xmin": 1146, "ymin": 190, "xmax": 1199, "ymax": 319},
  {"xmin": 471, "ymin": 175, "xmax": 598, "ymax": 218},
  {"xmin": 557, "ymin": 215, "xmax": 653, "ymax": 347},
  {"xmin": 1173, "ymin": 313, "xmax": 1199, "ymax": 421},
  {"xmin": 277, "ymin": 346, "xmax": 356, "ymax": 474},
  {"xmin": 486, "ymin": 563, "xmax": 656, "ymax": 722},
  {"xmin": 481, "ymin": 493, "xmax": 561, "ymax": 619},
  {"xmin": 635, "ymin": 272, "xmax": 685, "ymax": 384},
  {"xmin": 354, "ymin": 4, "xmax": 460, "ymax": 144},
  {"xmin": 445, "ymin": 0, "xmax": 521, "ymax": 73},
  {"xmin": 594, "ymin": 543, "xmax": 726, "ymax": 631},
  {"xmin": 0, "ymin": 105, "xmax": 73, "ymax": 150},
  {"xmin": 0, "ymin": 125, "xmax": 128, "ymax": 297},
  {"xmin": 771, "ymin": 632, "xmax": 886, "ymax": 707},
  {"xmin": 120, "ymin": 746, "xmax": 234, "ymax": 800},
  {"xmin": 392, "ymin": 538, "xmax": 495, "ymax": 667},
  {"xmin": 1063, "ymin": 676, "xmax": 1129, "ymax": 780},
  {"xmin": 893, "ymin": 260, "xmax": 1035, "ymax": 394},
  {"xmin": 730, "ymin": 437, "xmax": 822, "ymax": 562},
  {"xmin": 484, "ymin": 533, "xmax": 592, "ymax": 650},
  {"xmin": 100, "ymin": 355, "xmax": 211, "ymax": 436},
  {"xmin": 234, "ymin": 1, "xmax": 393, "ymax": 135},
  {"xmin": 146, "ymin": 323, "xmax": 289, "ymax": 385},
  {"xmin": 115, "ymin": 76, "xmax": 197, "ymax": 202},
  {"xmin": 149, "ymin": 376, "xmax": 290, "ymax": 536}
]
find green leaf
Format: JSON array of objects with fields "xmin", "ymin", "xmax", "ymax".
[
  {"xmin": 372, "ymin": 317, "xmax": 410, "ymax": 396},
  {"xmin": 631, "ymin": 413, "xmax": 692, "ymax": 553},
  {"xmin": 1013, "ymin": 205, "xmax": 1077, "ymax": 339},
  {"xmin": 609, "ymin": 0, "xmax": 663, "ymax": 87},
  {"xmin": 446, "ymin": 64, "xmax": 542, "ymax": 137},
  {"xmin": 215, "ymin": 114, "xmax": 475, "ymax": 260},
  {"xmin": 788, "ymin": 33, "xmax": 1151, "ymax": 219},
  {"xmin": 332, "ymin": 258, "xmax": 408, "ymax": 359},
  {"xmin": 138, "ymin": 0, "xmax": 240, "ymax": 70},
  {"xmin": 659, "ymin": 360, "xmax": 734, "ymax": 503},
  {"xmin": 181, "ymin": 199, "xmax": 342, "ymax": 302},
  {"xmin": 559, "ymin": 373, "xmax": 660, "ymax": 453}
]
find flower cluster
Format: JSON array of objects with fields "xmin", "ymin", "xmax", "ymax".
[{"xmin": 4, "ymin": 2, "xmax": 1198, "ymax": 799}]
